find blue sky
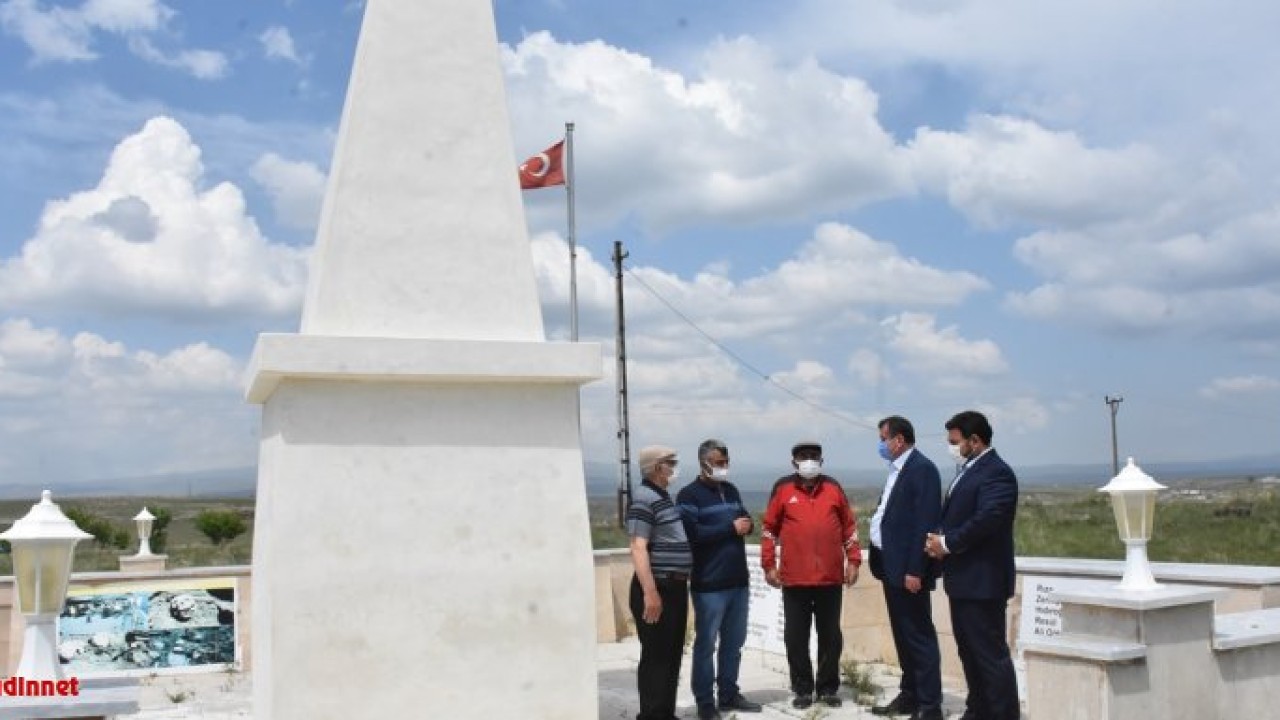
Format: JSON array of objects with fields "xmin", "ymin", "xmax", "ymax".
[{"xmin": 2, "ymin": 0, "xmax": 1279, "ymax": 488}]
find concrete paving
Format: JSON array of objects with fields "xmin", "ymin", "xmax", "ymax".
[
  {"xmin": 122, "ymin": 639, "xmax": 982, "ymax": 719},
  {"xmin": 598, "ymin": 639, "xmax": 974, "ymax": 719}
]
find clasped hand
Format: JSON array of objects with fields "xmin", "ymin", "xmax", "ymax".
[{"xmin": 924, "ymin": 532, "xmax": 947, "ymax": 560}]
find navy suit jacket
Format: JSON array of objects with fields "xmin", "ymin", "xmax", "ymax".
[
  {"xmin": 939, "ymin": 448, "xmax": 1019, "ymax": 600},
  {"xmin": 869, "ymin": 448, "xmax": 943, "ymax": 590}
]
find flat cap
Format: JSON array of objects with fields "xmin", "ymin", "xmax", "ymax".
[
  {"xmin": 637, "ymin": 445, "xmax": 678, "ymax": 476},
  {"xmin": 790, "ymin": 440, "xmax": 823, "ymax": 456}
]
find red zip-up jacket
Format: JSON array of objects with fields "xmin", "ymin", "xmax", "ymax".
[{"xmin": 761, "ymin": 474, "xmax": 862, "ymax": 587}]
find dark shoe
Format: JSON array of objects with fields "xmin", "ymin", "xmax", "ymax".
[
  {"xmin": 696, "ymin": 705, "xmax": 721, "ymax": 720},
  {"xmin": 872, "ymin": 693, "xmax": 919, "ymax": 716},
  {"xmin": 910, "ymin": 710, "xmax": 945, "ymax": 720},
  {"xmin": 956, "ymin": 712, "xmax": 983, "ymax": 720},
  {"xmin": 718, "ymin": 694, "xmax": 762, "ymax": 713},
  {"xmin": 818, "ymin": 693, "xmax": 842, "ymax": 707},
  {"xmin": 792, "ymin": 694, "xmax": 813, "ymax": 709}
]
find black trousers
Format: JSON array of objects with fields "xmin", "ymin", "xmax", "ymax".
[
  {"xmin": 950, "ymin": 597, "xmax": 1020, "ymax": 720},
  {"xmin": 630, "ymin": 574, "xmax": 689, "ymax": 720},
  {"xmin": 782, "ymin": 585, "xmax": 843, "ymax": 696},
  {"xmin": 883, "ymin": 584, "xmax": 942, "ymax": 710}
]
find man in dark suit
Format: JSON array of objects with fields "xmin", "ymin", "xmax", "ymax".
[
  {"xmin": 868, "ymin": 416, "xmax": 943, "ymax": 720},
  {"xmin": 925, "ymin": 410, "xmax": 1020, "ymax": 720}
]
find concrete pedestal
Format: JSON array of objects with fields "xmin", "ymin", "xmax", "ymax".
[
  {"xmin": 1023, "ymin": 585, "xmax": 1225, "ymax": 720},
  {"xmin": 247, "ymin": 339, "xmax": 600, "ymax": 718}
]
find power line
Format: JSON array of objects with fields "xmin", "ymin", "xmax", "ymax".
[{"xmin": 622, "ymin": 266, "xmax": 877, "ymax": 432}]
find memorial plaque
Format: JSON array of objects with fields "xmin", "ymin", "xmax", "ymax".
[{"xmin": 744, "ymin": 546, "xmax": 817, "ymax": 655}]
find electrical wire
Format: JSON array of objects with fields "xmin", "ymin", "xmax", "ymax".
[{"xmin": 622, "ymin": 266, "xmax": 878, "ymax": 432}]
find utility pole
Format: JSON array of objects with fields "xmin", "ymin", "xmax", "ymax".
[
  {"xmin": 1105, "ymin": 395, "xmax": 1124, "ymax": 476},
  {"xmin": 613, "ymin": 241, "xmax": 633, "ymax": 528}
]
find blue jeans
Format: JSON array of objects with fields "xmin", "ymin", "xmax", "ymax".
[{"xmin": 690, "ymin": 586, "xmax": 749, "ymax": 708}]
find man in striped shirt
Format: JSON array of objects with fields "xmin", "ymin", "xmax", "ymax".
[{"xmin": 628, "ymin": 445, "xmax": 694, "ymax": 720}]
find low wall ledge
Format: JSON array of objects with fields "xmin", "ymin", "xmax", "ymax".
[
  {"xmin": 1052, "ymin": 583, "xmax": 1227, "ymax": 610},
  {"xmin": 1022, "ymin": 634, "xmax": 1147, "ymax": 663},
  {"xmin": 1018, "ymin": 557, "xmax": 1280, "ymax": 586},
  {"xmin": 1214, "ymin": 608, "xmax": 1280, "ymax": 651}
]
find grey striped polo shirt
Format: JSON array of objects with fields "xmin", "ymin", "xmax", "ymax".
[{"xmin": 627, "ymin": 480, "xmax": 694, "ymax": 575}]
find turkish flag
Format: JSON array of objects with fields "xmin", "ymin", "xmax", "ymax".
[{"xmin": 518, "ymin": 140, "xmax": 566, "ymax": 190}]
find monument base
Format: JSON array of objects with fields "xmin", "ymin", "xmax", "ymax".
[{"xmin": 248, "ymin": 334, "xmax": 601, "ymax": 719}]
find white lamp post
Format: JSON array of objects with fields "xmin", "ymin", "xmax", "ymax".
[
  {"xmin": 133, "ymin": 507, "xmax": 155, "ymax": 557},
  {"xmin": 0, "ymin": 491, "xmax": 93, "ymax": 679},
  {"xmin": 1099, "ymin": 457, "xmax": 1166, "ymax": 592}
]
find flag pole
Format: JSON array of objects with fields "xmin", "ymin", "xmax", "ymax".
[{"xmin": 565, "ymin": 121, "xmax": 579, "ymax": 342}]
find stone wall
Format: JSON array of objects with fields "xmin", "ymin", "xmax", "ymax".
[
  {"xmin": 593, "ymin": 549, "xmax": 1280, "ymax": 683},
  {"xmin": 2, "ymin": 551, "xmax": 1277, "ymax": 682}
]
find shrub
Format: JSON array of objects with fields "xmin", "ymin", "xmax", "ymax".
[
  {"xmin": 64, "ymin": 507, "xmax": 130, "ymax": 550},
  {"xmin": 195, "ymin": 510, "xmax": 248, "ymax": 546}
]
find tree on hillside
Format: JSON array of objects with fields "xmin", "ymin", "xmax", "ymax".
[
  {"xmin": 195, "ymin": 510, "xmax": 247, "ymax": 546},
  {"xmin": 64, "ymin": 507, "xmax": 130, "ymax": 550}
]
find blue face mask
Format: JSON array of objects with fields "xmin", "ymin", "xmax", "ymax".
[{"xmin": 877, "ymin": 439, "xmax": 893, "ymax": 462}]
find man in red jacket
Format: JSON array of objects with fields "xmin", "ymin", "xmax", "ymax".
[{"xmin": 761, "ymin": 440, "xmax": 862, "ymax": 710}]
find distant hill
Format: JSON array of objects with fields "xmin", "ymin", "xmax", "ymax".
[
  {"xmin": 4, "ymin": 452, "xmax": 1275, "ymax": 501},
  {"xmin": 0, "ymin": 467, "xmax": 256, "ymax": 501}
]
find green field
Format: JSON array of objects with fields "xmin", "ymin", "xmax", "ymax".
[
  {"xmin": 2, "ymin": 480, "xmax": 1276, "ymax": 574},
  {"xmin": 0, "ymin": 496, "xmax": 254, "ymax": 574},
  {"xmin": 590, "ymin": 481, "xmax": 1280, "ymax": 567}
]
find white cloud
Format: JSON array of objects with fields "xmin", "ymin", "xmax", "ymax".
[
  {"xmin": 1006, "ymin": 206, "xmax": 1280, "ymax": 340},
  {"xmin": 1200, "ymin": 375, "xmax": 1280, "ymax": 399},
  {"xmin": 79, "ymin": 0, "xmax": 169, "ymax": 32},
  {"xmin": 527, "ymin": 226, "xmax": 989, "ymax": 463},
  {"xmin": 1, "ymin": 0, "xmax": 225, "ymax": 79},
  {"xmin": 885, "ymin": 312, "xmax": 1008, "ymax": 379},
  {"xmin": 0, "ymin": 0, "xmax": 96, "ymax": 61},
  {"xmin": 1013, "ymin": 207, "xmax": 1280, "ymax": 293},
  {"xmin": 0, "ymin": 116, "xmax": 309, "ymax": 319},
  {"xmin": 788, "ymin": 1, "xmax": 1280, "ymax": 139},
  {"xmin": 0, "ymin": 0, "xmax": 172, "ymax": 63},
  {"xmin": 0, "ymin": 317, "xmax": 69, "ymax": 369},
  {"xmin": 847, "ymin": 349, "xmax": 888, "ymax": 386},
  {"xmin": 770, "ymin": 360, "xmax": 835, "ymax": 398},
  {"xmin": 503, "ymin": 32, "xmax": 911, "ymax": 232},
  {"xmin": 259, "ymin": 25, "xmax": 304, "ymax": 65},
  {"xmin": 0, "ymin": 316, "xmax": 253, "ymax": 481},
  {"xmin": 0, "ymin": 317, "xmax": 69, "ymax": 397},
  {"xmin": 907, "ymin": 115, "xmax": 1168, "ymax": 229},
  {"xmin": 503, "ymin": 31, "xmax": 1189, "ymax": 246},
  {"xmin": 974, "ymin": 396, "xmax": 1051, "ymax": 436},
  {"xmin": 530, "ymin": 223, "xmax": 989, "ymax": 345},
  {"xmin": 127, "ymin": 35, "xmax": 227, "ymax": 80},
  {"xmin": 250, "ymin": 153, "xmax": 327, "ymax": 230}
]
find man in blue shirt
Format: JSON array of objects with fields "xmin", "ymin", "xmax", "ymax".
[{"xmin": 677, "ymin": 439, "xmax": 763, "ymax": 719}]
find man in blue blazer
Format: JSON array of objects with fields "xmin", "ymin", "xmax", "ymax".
[
  {"xmin": 868, "ymin": 416, "xmax": 943, "ymax": 720},
  {"xmin": 925, "ymin": 410, "xmax": 1020, "ymax": 720}
]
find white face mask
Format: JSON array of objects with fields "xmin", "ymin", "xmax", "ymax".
[
  {"xmin": 948, "ymin": 443, "xmax": 965, "ymax": 462},
  {"xmin": 796, "ymin": 459, "xmax": 822, "ymax": 479},
  {"xmin": 668, "ymin": 467, "xmax": 680, "ymax": 484},
  {"xmin": 709, "ymin": 467, "xmax": 730, "ymax": 482}
]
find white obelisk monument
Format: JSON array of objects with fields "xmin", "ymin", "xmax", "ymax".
[{"xmin": 244, "ymin": 1, "xmax": 601, "ymax": 717}]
